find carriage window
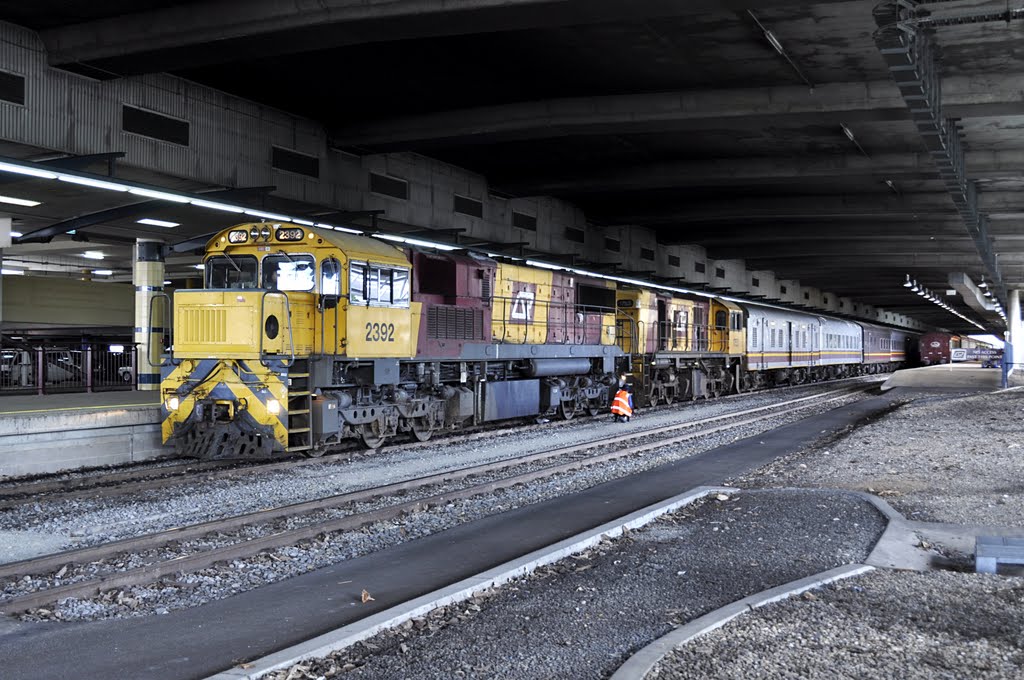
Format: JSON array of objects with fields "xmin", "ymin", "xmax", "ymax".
[
  {"xmin": 262, "ymin": 254, "xmax": 315, "ymax": 291},
  {"xmin": 205, "ymin": 255, "xmax": 258, "ymax": 289},
  {"xmin": 348, "ymin": 260, "xmax": 410, "ymax": 307},
  {"xmin": 321, "ymin": 258, "xmax": 340, "ymax": 296}
]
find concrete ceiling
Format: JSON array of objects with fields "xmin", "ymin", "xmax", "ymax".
[{"xmin": 3, "ymin": 0, "xmax": 1023, "ymax": 334}]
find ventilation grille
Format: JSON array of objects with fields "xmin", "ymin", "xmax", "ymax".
[
  {"xmin": 512, "ymin": 211, "xmax": 537, "ymax": 231},
  {"xmin": 370, "ymin": 173, "xmax": 408, "ymax": 200},
  {"xmin": 0, "ymin": 71, "xmax": 25, "ymax": 105},
  {"xmin": 123, "ymin": 105, "xmax": 189, "ymax": 146},
  {"xmin": 180, "ymin": 308, "xmax": 228, "ymax": 343},
  {"xmin": 272, "ymin": 146, "xmax": 319, "ymax": 178},
  {"xmin": 454, "ymin": 195, "xmax": 483, "ymax": 218},
  {"xmin": 641, "ymin": 247, "xmax": 655, "ymax": 261},
  {"xmin": 427, "ymin": 306, "xmax": 483, "ymax": 340},
  {"xmin": 565, "ymin": 228, "xmax": 585, "ymax": 244}
]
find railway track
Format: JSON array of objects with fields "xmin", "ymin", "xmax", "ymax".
[
  {"xmin": 0, "ymin": 384, "xmax": 871, "ymax": 616},
  {"xmin": 0, "ymin": 376, "xmax": 883, "ymax": 508}
]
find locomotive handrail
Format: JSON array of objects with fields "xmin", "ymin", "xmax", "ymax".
[
  {"xmin": 147, "ymin": 292, "xmax": 178, "ymax": 367},
  {"xmin": 259, "ymin": 291, "xmax": 296, "ymax": 368}
]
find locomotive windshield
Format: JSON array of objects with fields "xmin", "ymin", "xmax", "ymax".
[
  {"xmin": 262, "ymin": 254, "xmax": 316, "ymax": 291},
  {"xmin": 205, "ymin": 255, "xmax": 258, "ymax": 289}
]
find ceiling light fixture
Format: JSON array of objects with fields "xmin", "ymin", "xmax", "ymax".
[
  {"xmin": 0, "ymin": 195, "xmax": 41, "ymax": 207},
  {"xmin": 10, "ymin": 231, "xmax": 22, "ymax": 238},
  {"xmin": 57, "ymin": 174, "xmax": 129, "ymax": 192},
  {"xmin": 0, "ymin": 161, "xmax": 58, "ymax": 179},
  {"xmin": 92, "ymin": 269, "xmax": 113, "ymax": 276},
  {"xmin": 137, "ymin": 218, "xmax": 180, "ymax": 228},
  {"xmin": 129, "ymin": 187, "xmax": 190, "ymax": 203},
  {"xmin": 903, "ymin": 274, "xmax": 913, "ymax": 288},
  {"xmin": 189, "ymin": 198, "xmax": 245, "ymax": 213},
  {"xmin": 82, "ymin": 251, "xmax": 105, "ymax": 260},
  {"xmin": 747, "ymin": 10, "xmax": 814, "ymax": 91},
  {"xmin": 1, "ymin": 268, "xmax": 25, "ymax": 275}
]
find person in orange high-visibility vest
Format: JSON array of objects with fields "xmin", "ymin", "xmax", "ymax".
[{"xmin": 611, "ymin": 375, "xmax": 634, "ymax": 422}]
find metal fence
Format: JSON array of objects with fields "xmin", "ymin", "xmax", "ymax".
[{"xmin": 0, "ymin": 344, "xmax": 137, "ymax": 395}]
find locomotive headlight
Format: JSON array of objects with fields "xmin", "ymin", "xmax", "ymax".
[
  {"xmin": 166, "ymin": 396, "xmax": 180, "ymax": 411},
  {"xmin": 266, "ymin": 399, "xmax": 281, "ymax": 415}
]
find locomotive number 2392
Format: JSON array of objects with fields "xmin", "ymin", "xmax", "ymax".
[{"xmin": 365, "ymin": 322, "xmax": 396, "ymax": 342}]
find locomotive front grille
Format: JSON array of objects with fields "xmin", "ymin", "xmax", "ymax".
[{"xmin": 180, "ymin": 308, "xmax": 229, "ymax": 344}]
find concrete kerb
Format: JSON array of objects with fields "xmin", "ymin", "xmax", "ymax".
[
  {"xmin": 608, "ymin": 563, "xmax": 874, "ymax": 680},
  {"xmin": 204, "ymin": 485, "xmax": 739, "ymax": 680}
]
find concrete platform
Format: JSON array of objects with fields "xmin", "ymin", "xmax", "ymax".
[
  {"xmin": 0, "ymin": 391, "xmax": 164, "ymax": 477},
  {"xmin": 881, "ymin": 362, "xmax": 1003, "ymax": 392}
]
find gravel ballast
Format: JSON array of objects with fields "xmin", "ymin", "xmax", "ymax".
[
  {"xmin": 264, "ymin": 489, "xmax": 886, "ymax": 680},
  {"xmin": 3, "ymin": 385, "xmax": 871, "ymax": 621},
  {"xmin": 652, "ymin": 569, "xmax": 1024, "ymax": 679}
]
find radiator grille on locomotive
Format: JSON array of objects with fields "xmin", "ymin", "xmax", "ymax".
[
  {"xmin": 427, "ymin": 306, "xmax": 483, "ymax": 340},
  {"xmin": 180, "ymin": 308, "xmax": 228, "ymax": 343}
]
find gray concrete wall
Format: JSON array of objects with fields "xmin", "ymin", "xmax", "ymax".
[
  {"xmin": 3, "ymin": 276, "xmax": 134, "ymax": 326},
  {"xmin": 0, "ymin": 406, "xmax": 164, "ymax": 476}
]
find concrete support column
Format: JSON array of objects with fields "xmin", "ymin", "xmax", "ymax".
[
  {"xmin": 1009, "ymin": 289, "xmax": 1022, "ymax": 377},
  {"xmin": 134, "ymin": 239, "xmax": 165, "ymax": 390}
]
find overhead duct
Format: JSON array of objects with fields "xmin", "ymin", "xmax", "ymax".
[
  {"xmin": 948, "ymin": 272, "xmax": 998, "ymax": 316},
  {"xmin": 873, "ymin": 2, "xmax": 1010, "ymax": 325}
]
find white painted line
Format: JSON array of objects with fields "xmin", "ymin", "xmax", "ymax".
[
  {"xmin": 205, "ymin": 485, "xmax": 738, "ymax": 679},
  {"xmin": 609, "ymin": 563, "xmax": 874, "ymax": 680}
]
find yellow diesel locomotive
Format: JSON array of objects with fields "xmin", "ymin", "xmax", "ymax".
[{"xmin": 161, "ymin": 222, "xmax": 624, "ymax": 458}]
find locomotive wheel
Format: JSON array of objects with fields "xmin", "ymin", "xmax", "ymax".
[
  {"xmin": 410, "ymin": 417, "xmax": 434, "ymax": 442},
  {"xmin": 360, "ymin": 422, "xmax": 387, "ymax": 449},
  {"xmin": 558, "ymin": 400, "xmax": 576, "ymax": 420}
]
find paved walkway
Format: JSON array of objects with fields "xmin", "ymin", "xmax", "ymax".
[
  {"xmin": 882, "ymin": 362, "xmax": 1003, "ymax": 391},
  {"xmin": 0, "ymin": 390, "xmax": 159, "ymax": 414}
]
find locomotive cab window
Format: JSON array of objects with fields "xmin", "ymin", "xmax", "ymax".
[
  {"xmin": 350, "ymin": 260, "xmax": 410, "ymax": 308},
  {"xmin": 715, "ymin": 310, "xmax": 728, "ymax": 328},
  {"xmin": 321, "ymin": 258, "xmax": 341, "ymax": 296},
  {"xmin": 205, "ymin": 255, "xmax": 258, "ymax": 289},
  {"xmin": 730, "ymin": 312, "xmax": 743, "ymax": 331},
  {"xmin": 262, "ymin": 254, "xmax": 315, "ymax": 291}
]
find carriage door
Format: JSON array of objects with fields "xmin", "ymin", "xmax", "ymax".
[
  {"xmin": 787, "ymin": 321, "xmax": 794, "ymax": 364},
  {"xmin": 657, "ymin": 299, "xmax": 667, "ymax": 350}
]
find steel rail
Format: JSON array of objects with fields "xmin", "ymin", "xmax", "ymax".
[
  {"xmin": 0, "ymin": 385, "xmax": 870, "ymax": 615},
  {"xmin": 0, "ymin": 376, "xmax": 881, "ymax": 508}
]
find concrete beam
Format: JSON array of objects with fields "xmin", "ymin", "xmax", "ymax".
[
  {"xmin": 41, "ymin": 0, "xmax": 853, "ymax": 70},
  {"xmin": 601, "ymin": 191, "xmax": 1024, "ymax": 225},
  {"xmin": 497, "ymin": 150, "xmax": 1024, "ymax": 195},
  {"xmin": 330, "ymin": 75, "xmax": 1024, "ymax": 148}
]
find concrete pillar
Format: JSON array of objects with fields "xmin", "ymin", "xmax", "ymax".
[
  {"xmin": 1009, "ymin": 289, "xmax": 1022, "ymax": 377},
  {"xmin": 134, "ymin": 239, "xmax": 165, "ymax": 390}
]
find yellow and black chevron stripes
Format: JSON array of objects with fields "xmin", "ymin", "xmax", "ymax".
[{"xmin": 161, "ymin": 359, "xmax": 289, "ymax": 449}]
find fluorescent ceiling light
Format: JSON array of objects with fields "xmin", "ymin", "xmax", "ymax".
[
  {"xmin": 82, "ymin": 251, "xmax": 105, "ymax": 260},
  {"xmin": 0, "ymin": 195, "xmax": 41, "ymax": 207},
  {"xmin": 244, "ymin": 209, "xmax": 291, "ymax": 221},
  {"xmin": 1, "ymin": 268, "xmax": 24, "ymax": 275},
  {"xmin": 10, "ymin": 231, "xmax": 22, "ymax": 238},
  {"xmin": 317, "ymin": 222, "xmax": 362, "ymax": 234},
  {"xmin": 194, "ymin": 263, "xmax": 205, "ymax": 269},
  {"xmin": 0, "ymin": 161, "xmax": 58, "ymax": 179},
  {"xmin": 58, "ymin": 174, "xmax": 129, "ymax": 191},
  {"xmin": 163, "ymin": 280, "xmax": 172, "ymax": 285},
  {"xmin": 137, "ymin": 218, "xmax": 180, "ymax": 228},
  {"xmin": 92, "ymin": 269, "xmax": 113, "ymax": 275},
  {"xmin": 373, "ymin": 233, "xmax": 458, "ymax": 251},
  {"xmin": 128, "ymin": 187, "xmax": 190, "ymax": 203},
  {"xmin": 190, "ymin": 198, "xmax": 245, "ymax": 213},
  {"xmin": 291, "ymin": 219, "xmax": 316, "ymax": 226}
]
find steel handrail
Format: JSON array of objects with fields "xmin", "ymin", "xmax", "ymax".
[{"xmin": 259, "ymin": 291, "xmax": 296, "ymax": 368}]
